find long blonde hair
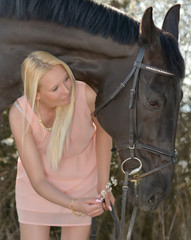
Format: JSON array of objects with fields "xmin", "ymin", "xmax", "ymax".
[{"xmin": 22, "ymin": 51, "xmax": 76, "ymax": 169}]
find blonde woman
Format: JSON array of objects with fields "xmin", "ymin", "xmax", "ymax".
[{"xmin": 9, "ymin": 51, "xmax": 114, "ymax": 240}]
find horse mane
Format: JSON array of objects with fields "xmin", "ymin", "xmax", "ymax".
[
  {"xmin": 0, "ymin": 0, "xmax": 185, "ymax": 79},
  {"xmin": 0, "ymin": 0, "xmax": 139, "ymax": 44}
]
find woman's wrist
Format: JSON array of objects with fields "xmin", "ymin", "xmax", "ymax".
[
  {"xmin": 69, "ymin": 199, "xmax": 83, "ymax": 217},
  {"xmin": 97, "ymin": 180, "xmax": 109, "ymax": 194},
  {"xmin": 98, "ymin": 176, "xmax": 117, "ymax": 201}
]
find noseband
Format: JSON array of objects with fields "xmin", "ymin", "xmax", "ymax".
[{"xmin": 94, "ymin": 47, "xmax": 177, "ymax": 180}]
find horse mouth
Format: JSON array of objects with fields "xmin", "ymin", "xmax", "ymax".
[
  {"xmin": 137, "ymin": 197, "xmax": 159, "ymax": 212},
  {"xmin": 128, "ymin": 180, "xmax": 166, "ymax": 212},
  {"xmin": 138, "ymin": 192, "xmax": 165, "ymax": 212}
]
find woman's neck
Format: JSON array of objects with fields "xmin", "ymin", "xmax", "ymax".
[{"xmin": 35, "ymin": 100, "xmax": 56, "ymax": 130}]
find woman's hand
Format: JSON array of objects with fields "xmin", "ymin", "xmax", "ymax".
[
  {"xmin": 99, "ymin": 191, "xmax": 115, "ymax": 211},
  {"xmin": 103, "ymin": 191, "xmax": 115, "ymax": 211},
  {"xmin": 71, "ymin": 198, "xmax": 104, "ymax": 217}
]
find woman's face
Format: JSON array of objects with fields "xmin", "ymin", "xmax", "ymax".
[{"xmin": 37, "ymin": 64, "xmax": 72, "ymax": 108}]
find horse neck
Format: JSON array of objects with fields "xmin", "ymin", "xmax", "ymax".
[{"xmin": 0, "ymin": 17, "xmax": 139, "ymax": 110}]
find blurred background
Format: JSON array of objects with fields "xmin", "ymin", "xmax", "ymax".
[{"xmin": 0, "ymin": 0, "xmax": 190, "ymax": 239}]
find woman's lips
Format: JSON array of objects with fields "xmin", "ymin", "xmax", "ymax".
[{"xmin": 61, "ymin": 95, "xmax": 70, "ymax": 101}]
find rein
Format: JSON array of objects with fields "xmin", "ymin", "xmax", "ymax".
[{"xmin": 92, "ymin": 47, "xmax": 177, "ymax": 240}]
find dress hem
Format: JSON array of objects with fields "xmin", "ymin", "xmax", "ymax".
[{"xmin": 18, "ymin": 220, "xmax": 92, "ymax": 227}]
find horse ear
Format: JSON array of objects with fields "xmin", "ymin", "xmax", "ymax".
[
  {"xmin": 139, "ymin": 7, "xmax": 160, "ymax": 50},
  {"xmin": 162, "ymin": 4, "xmax": 180, "ymax": 40}
]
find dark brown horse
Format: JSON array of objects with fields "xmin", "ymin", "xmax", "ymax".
[{"xmin": 0, "ymin": 0, "xmax": 185, "ymax": 212}]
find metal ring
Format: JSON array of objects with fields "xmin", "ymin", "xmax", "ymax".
[{"xmin": 121, "ymin": 157, "xmax": 142, "ymax": 175}]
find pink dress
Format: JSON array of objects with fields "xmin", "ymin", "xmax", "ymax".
[{"xmin": 15, "ymin": 81, "xmax": 97, "ymax": 226}]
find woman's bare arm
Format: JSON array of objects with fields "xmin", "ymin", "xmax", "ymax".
[{"xmin": 85, "ymin": 84, "xmax": 114, "ymax": 210}]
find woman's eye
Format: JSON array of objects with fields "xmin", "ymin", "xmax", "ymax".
[{"xmin": 52, "ymin": 86, "xmax": 58, "ymax": 92}]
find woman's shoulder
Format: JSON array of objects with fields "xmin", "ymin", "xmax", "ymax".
[
  {"xmin": 10, "ymin": 95, "xmax": 35, "ymax": 126},
  {"xmin": 9, "ymin": 97, "xmax": 25, "ymax": 129},
  {"xmin": 11, "ymin": 95, "xmax": 29, "ymax": 110},
  {"xmin": 10, "ymin": 96, "xmax": 25, "ymax": 114}
]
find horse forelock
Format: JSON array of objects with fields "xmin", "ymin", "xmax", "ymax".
[
  {"xmin": 159, "ymin": 31, "xmax": 185, "ymax": 81},
  {"xmin": 0, "ymin": 0, "xmax": 139, "ymax": 45}
]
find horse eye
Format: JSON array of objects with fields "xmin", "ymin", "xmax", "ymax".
[{"xmin": 147, "ymin": 99, "xmax": 159, "ymax": 109}]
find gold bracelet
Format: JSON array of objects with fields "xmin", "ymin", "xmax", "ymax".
[{"xmin": 70, "ymin": 199, "xmax": 83, "ymax": 217}]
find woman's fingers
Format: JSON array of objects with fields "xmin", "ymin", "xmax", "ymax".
[
  {"xmin": 86, "ymin": 202, "xmax": 104, "ymax": 217},
  {"xmin": 73, "ymin": 195, "xmax": 116, "ymax": 217},
  {"xmin": 75, "ymin": 197, "xmax": 104, "ymax": 217},
  {"xmin": 102, "ymin": 192, "xmax": 115, "ymax": 211}
]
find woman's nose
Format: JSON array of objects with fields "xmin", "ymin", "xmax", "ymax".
[{"xmin": 61, "ymin": 83, "xmax": 70, "ymax": 94}]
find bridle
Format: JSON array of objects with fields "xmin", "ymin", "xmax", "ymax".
[
  {"xmin": 94, "ymin": 46, "xmax": 177, "ymax": 177},
  {"xmin": 94, "ymin": 47, "xmax": 177, "ymax": 167},
  {"xmin": 93, "ymin": 47, "xmax": 179, "ymax": 240}
]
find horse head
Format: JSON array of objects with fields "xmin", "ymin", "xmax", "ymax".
[{"xmin": 96, "ymin": 5, "xmax": 184, "ymax": 211}]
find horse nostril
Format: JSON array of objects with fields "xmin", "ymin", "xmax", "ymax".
[
  {"xmin": 148, "ymin": 195, "xmax": 155, "ymax": 210},
  {"xmin": 148, "ymin": 194, "xmax": 161, "ymax": 211},
  {"xmin": 149, "ymin": 196, "xmax": 154, "ymax": 204}
]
